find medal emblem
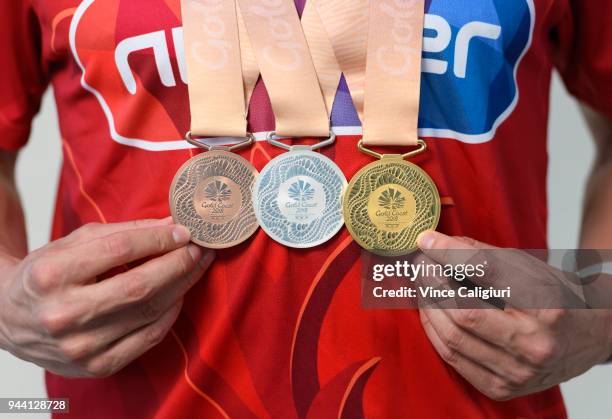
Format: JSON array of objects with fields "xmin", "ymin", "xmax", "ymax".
[
  {"xmin": 343, "ymin": 156, "xmax": 441, "ymax": 256},
  {"xmin": 253, "ymin": 148, "xmax": 346, "ymax": 248},
  {"xmin": 170, "ymin": 150, "xmax": 259, "ymax": 249}
]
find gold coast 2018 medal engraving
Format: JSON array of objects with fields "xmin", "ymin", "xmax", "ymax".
[
  {"xmin": 170, "ymin": 151, "xmax": 259, "ymax": 249},
  {"xmin": 253, "ymin": 147, "xmax": 347, "ymax": 248},
  {"xmin": 343, "ymin": 157, "xmax": 441, "ymax": 256}
]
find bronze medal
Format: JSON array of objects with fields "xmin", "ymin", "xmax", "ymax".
[
  {"xmin": 343, "ymin": 155, "xmax": 440, "ymax": 256},
  {"xmin": 170, "ymin": 150, "xmax": 259, "ymax": 249}
]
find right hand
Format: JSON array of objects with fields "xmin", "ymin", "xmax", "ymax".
[{"xmin": 0, "ymin": 218, "xmax": 214, "ymax": 378}]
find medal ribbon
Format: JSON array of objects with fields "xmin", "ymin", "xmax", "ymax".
[
  {"xmin": 301, "ymin": 2, "xmax": 343, "ymax": 119},
  {"xmin": 181, "ymin": 0, "xmax": 258, "ymax": 138},
  {"xmin": 314, "ymin": 0, "xmax": 425, "ymax": 146},
  {"xmin": 310, "ymin": 0, "xmax": 368, "ymax": 122},
  {"xmin": 237, "ymin": 0, "xmax": 330, "ymax": 138}
]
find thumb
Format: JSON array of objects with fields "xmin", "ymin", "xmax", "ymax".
[
  {"xmin": 455, "ymin": 236, "xmax": 497, "ymax": 250},
  {"xmin": 197, "ymin": 250, "xmax": 216, "ymax": 272}
]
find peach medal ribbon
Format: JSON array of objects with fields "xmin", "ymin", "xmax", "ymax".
[
  {"xmin": 315, "ymin": 0, "xmax": 441, "ymax": 255},
  {"xmin": 169, "ymin": 0, "xmax": 261, "ymax": 250},
  {"xmin": 239, "ymin": 0, "xmax": 348, "ymax": 249}
]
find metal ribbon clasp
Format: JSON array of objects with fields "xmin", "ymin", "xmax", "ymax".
[
  {"xmin": 266, "ymin": 130, "xmax": 336, "ymax": 152},
  {"xmin": 185, "ymin": 131, "xmax": 255, "ymax": 152},
  {"xmin": 357, "ymin": 139, "xmax": 427, "ymax": 160}
]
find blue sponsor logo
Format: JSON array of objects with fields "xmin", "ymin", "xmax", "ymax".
[
  {"xmin": 331, "ymin": 0, "xmax": 535, "ymax": 144},
  {"xmin": 419, "ymin": 0, "xmax": 535, "ymax": 142}
]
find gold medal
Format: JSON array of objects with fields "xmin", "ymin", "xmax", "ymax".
[
  {"xmin": 170, "ymin": 149, "xmax": 259, "ymax": 249},
  {"xmin": 343, "ymin": 141, "xmax": 440, "ymax": 256}
]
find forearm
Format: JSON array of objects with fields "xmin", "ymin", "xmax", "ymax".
[
  {"xmin": 579, "ymin": 147, "xmax": 612, "ymax": 248},
  {"xmin": 580, "ymin": 105, "xmax": 612, "ymax": 248},
  {"xmin": 578, "ymin": 164, "xmax": 612, "ymax": 357},
  {"xmin": 578, "ymin": 106, "xmax": 612, "ymax": 362},
  {"xmin": 0, "ymin": 152, "xmax": 27, "ymax": 262}
]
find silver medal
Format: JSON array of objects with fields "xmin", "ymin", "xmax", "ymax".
[{"xmin": 253, "ymin": 144, "xmax": 346, "ymax": 248}]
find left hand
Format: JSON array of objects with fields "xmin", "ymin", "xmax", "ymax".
[{"xmin": 416, "ymin": 231, "xmax": 612, "ymax": 401}]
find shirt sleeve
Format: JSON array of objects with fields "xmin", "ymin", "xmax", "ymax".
[
  {"xmin": 551, "ymin": 1, "xmax": 612, "ymax": 119},
  {"xmin": 0, "ymin": 0, "xmax": 48, "ymax": 151}
]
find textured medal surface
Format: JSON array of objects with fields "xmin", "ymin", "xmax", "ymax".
[
  {"xmin": 253, "ymin": 149, "xmax": 347, "ymax": 248},
  {"xmin": 169, "ymin": 150, "xmax": 259, "ymax": 249},
  {"xmin": 344, "ymin": 158, "xmax": 440, "ymax": 256}
]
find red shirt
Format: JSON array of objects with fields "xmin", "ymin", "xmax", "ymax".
[{"xmin": 2, "ymin": 0, "xmax": 611, "ymax": 418}]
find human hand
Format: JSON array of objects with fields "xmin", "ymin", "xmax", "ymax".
[
  {"xmin": 417, "ymin": 231, "xmax": 612, "ymax": 400},
  {"xmin": 0, "ymin": 218, "xmax": 214, "ymax": 378}
]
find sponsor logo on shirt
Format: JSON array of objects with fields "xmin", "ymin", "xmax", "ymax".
[
  {"xmin": 418, "ymin": 0, "xmax": 535, "ymax": 143},
  {"xmin": 70, "ymin": 0, "xmax": 534, "ymax": 150}
]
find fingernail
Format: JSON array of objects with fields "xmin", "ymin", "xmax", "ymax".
[
  {"xmin": 172, "ymin": 225, "xmax": 191, "ymax": 244},
  {"xmin": 199, "ymin": 250, "xmax": 216, "ymax": 269},
  {"xmin": 175, "ymin": 300, "xmax": 184, "ymax": 312},
  {"xmin": 417, "ymin": 231, "xmax": 436, "ymax": 250},
  {"xmin": 187, "ymin": 244, "xmax": 203, "ymax": 262}
]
